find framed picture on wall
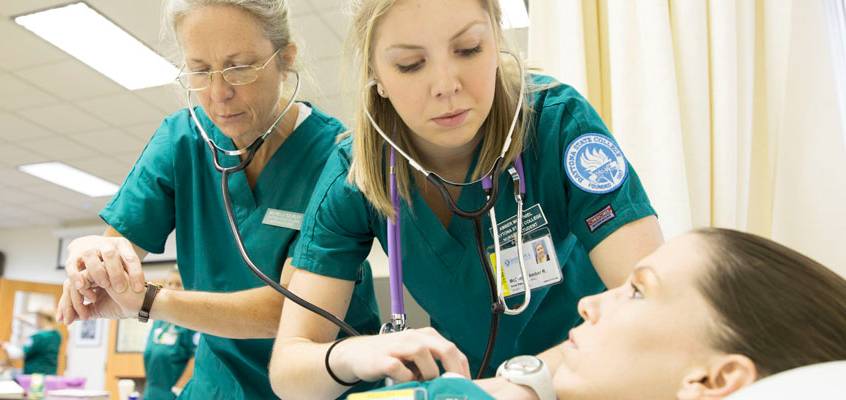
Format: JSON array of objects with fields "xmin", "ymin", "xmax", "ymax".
[
  {"xmin": 74, "ymin": 319, "xmax": 102, "ymax": 347},
  {"xmin": 115, "ymin": 319, "xmax": 153, "ymax": 353}
]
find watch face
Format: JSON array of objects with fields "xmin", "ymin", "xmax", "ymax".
[{"xmin": 505, "ymin": 355, "xmax": 543, "ymax": 375}]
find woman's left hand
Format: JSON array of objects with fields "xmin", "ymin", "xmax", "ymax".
[{"xmin": 475, "ymin": 377, "xmax": 539, "ymax": 400}]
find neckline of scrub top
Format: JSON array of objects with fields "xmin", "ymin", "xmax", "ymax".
[
  {"xmin": 405, "ymin": 143, "xmax": 486, "ymax": 267},
  {"xmin": 194, "ymin": 104, "xmax": 316, "ymax": 212}
]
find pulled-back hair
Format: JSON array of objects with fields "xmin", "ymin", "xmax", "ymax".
[{"xmin": 695, "ymin": 228, "xmax": 846, "ymax": 377}]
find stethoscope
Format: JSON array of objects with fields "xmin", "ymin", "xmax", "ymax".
[
  {"xmin": 185, "ymin": 70, "xmax": 364, "ymax": 337},
  {"xmin": 368, "ymin": 51, "xmax": 532, "ymax": 378}
]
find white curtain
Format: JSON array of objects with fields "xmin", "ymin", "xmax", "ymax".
[
  {"xmin": 528, "ymin": 0, "xmax": 846, "ymax": 274},
  {"xmin": 825, "ymin": 0, "xmax": 846, "ymax": 151}
]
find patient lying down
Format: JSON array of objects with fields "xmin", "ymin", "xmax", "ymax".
[{"xmin": 363, "ymin": 228, "xmax": 846, "ymax": 400}]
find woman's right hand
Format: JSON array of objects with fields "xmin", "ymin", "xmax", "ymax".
[
  {"xmin": 330, "ymin": 327, "xmax": 471, "ymax": 383},
  {"xmin": 57, "ymin": 234, "xmax": 146, "ymax": 324},
  {"xmin": 64, "ymin": 235, "xmax": 146, "ymax": 294}
]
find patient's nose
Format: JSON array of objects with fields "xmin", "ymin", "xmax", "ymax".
[{"xmin": 578, "ymin": 294, "xmax": 600, "ymax": 324}]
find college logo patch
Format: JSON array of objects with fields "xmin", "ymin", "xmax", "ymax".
[{"xmin": 564, "ymin": 133, "xmax": 628, "ymax": 194}]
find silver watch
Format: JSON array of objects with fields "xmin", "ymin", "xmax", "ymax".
[{"xmin": 496, "ymin": 355, "xmax": 556, "ymax": 400}]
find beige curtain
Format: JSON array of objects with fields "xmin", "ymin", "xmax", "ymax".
[{"xmin": 528, "ymin": 0, "xmax": 846, "ymax": 274}]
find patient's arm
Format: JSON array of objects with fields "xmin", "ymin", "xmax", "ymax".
[{"xmin": 474, "ymin": 376, "xmax": 539, "ymax": 400}]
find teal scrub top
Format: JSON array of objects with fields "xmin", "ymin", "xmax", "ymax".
[
  {"xmin": 100, "ymin": 105, "xmax": 381, "ymax": 399},
  {"xmin": 143, "ymin": 320, "xmax": 197, "ymax": 400},
  {"xmin": 293, "ymin": 75, "xmax": 656, "ymax": 377},
  {"xmin": 22, "ymin": 329, "xmax": 61, "ymax": 375}
]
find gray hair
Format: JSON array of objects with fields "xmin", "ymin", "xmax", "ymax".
[{"xmin": 162, "ymin": 0, "xmax": 292, "ymax": 61}]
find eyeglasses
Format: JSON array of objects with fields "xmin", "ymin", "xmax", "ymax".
[{"xmin": 176, "ymin": 49, "xmax": 280, "ymax": 91}]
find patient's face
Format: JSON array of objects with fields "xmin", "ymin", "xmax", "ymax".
[{"xmin": 553, "ymin": 234, "xmax": 720, "ymax": 399}]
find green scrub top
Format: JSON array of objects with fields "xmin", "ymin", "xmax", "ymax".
[
  {"xmin": 22, "ymin": 329, "xmax": 61, "ymax": 375},
  {"xmin": 293, "ymin": 75, "xmax": 656, "ymax": 377},
  {"xmin": 100, "ymin": 104, "xmax": 381, "ymax": 399},
  {"xmin": 143, "ymin": 321, "xmax": 197, "ymax": 400}
]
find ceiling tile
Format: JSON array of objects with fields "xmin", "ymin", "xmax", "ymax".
[
  {"xmin": 0, "ymin": 112, "xmax": 54, "ymax": 141},
  {"xmin": 0, "ymin": 0, "xmax": 69, "ymax": 17},
  {"xmin": 86, "ymin": 0, "xmax": 168, "ymax": 55},
  {"xmin": 23, "ymin": 184, "xmax": 112, "ymax": 212},
  {"xmin": 0, "ymin": 187, "xmax": 41, "ymax": 205},
  {"xmin": 76, "ymin": 93, "xmax": 166, "ymax": 126},
  {"xmin": 17, "ymin": 136, "xmax": 98, "ymax": 159},
  {"xmin": 134, "ymin": 85, "xmax": 185, "ymax": 115},
  {"xmin": 113, "ymin": 151, "xmax": 143, "ymax": 166},
  {"xmin": 21, "ymin": 214, "xmax": 63, "ymax": 227},
  {"xmin": 0, "ymin": 19, "xmax": 68, "ymax": 70},
  {"xmin": 123, "ymin": 121, "xmax": 161, "ymax": 141},
  {"xmin": 0, "ymin": 73, "xmax": 60, "ymax": 111},
  {"xmin": 16, "ymin": 104, "xmax": 109, "ymax": 134},
  {"xmin": 290, "ymin": 15, "xmax": 343, "ymax": 60},
  {"xmin": 68, "ymin": 129, "xmax": 146, "ymax": 154},
  {"xmin": 0, "ymin": 218, "xmax": 31, "ymax": 229},
  {"xmin": 15, "ymin": 59, "xmax": 125, "ymax": 101},
  {"xmin": 64, "ymin": 156, "xmax": 130, "ymax": 180},
  {"xmin": 25, "ymin": 200, "xmax": 95, "ymax": 220},
  {"xmin": 0, "ymin": 203, "xmax": 39, "ymax": 219},
  {"xmin": 0, "ymin": 143, "xmax": 52, "ymax": 167}
]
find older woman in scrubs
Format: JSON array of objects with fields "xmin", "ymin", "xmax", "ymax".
[
  {"xmin": 55, "ymin": 0, "xmax": 379, "ymax": 398},
  {"xmin": 269, "ymin": 0, "xmax": 662, "ymax": 398}
]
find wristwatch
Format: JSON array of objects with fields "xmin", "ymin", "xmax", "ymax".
[
  {"xmin": 138, "ymin": 282, "xmax": 163, "ymax": 323},
  {"xmin": 496, "ymin": 355, "xmax": 555, "ymax": 400}
]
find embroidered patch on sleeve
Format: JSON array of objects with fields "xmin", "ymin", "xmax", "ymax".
[{"xmin": 586, "ymin": 205, "xmax": 616, "ymax": 232}]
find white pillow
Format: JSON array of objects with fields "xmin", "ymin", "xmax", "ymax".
[{"xmin": 727, "ymin": 361, "xmax": 846, "ymax": 400}]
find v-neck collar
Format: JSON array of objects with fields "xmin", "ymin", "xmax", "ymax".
[
  {"xmin": 196, "ymin": 105, "xmax": 312, "ymax": 213},
  {"xmin": 405, "ymin": 144, "xmax": 487, "ymax": 267}
]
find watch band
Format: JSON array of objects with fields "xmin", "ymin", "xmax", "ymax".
[
  {"xmin": 138, "ymin": 282, "xmax": 162, "ymax": 323},
  {"xmin": 496, "ymin": 355, "xmax": 556, "ymax": 400}
]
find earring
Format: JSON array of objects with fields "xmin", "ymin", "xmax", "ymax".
[{"xmin": 376, "ymin": 84, "xmax": 387, "ymax": 97}]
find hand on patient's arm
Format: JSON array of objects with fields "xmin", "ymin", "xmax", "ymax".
[{"xmin": 475, "ymin": 377, "xmax": 539, "ymax": 400}]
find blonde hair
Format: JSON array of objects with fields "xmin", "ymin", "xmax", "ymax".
[{"xmin": 347, "ymin": 0, "xmax": 533, "ymax": 219}]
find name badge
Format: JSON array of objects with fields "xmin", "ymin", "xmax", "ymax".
[
  {"xmin": 488, "ymin": 228, "xmax": 563, "ymax": 296},
  {"xmin": 490, "ymin": 204, "xmax": 549, "ymax": 245},
  {"xmin": 262, "ymin": 208, "xmax": 303, "ymax": 230}
]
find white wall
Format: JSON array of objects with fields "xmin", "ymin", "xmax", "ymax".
[{"xmin": 0, "ymin": 225, "xmax": 70, "ymax": 284}]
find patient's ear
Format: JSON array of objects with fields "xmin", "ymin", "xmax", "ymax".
[{"xmin": 676, "ymin": 355, "xmax": 757, "ymax": 399}]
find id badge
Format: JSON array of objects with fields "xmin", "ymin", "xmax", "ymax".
[
  {"xmin": 487, "ymin": 227, "xmax": 563, "ymax": 297},
  {"xmin": 347, "ymin": 388, "xmax": 427, "ymax": 400}
]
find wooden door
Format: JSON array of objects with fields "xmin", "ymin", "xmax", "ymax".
[{"xmin": 0, "ymin": 278, "xmax": 68, "ymax": 375}]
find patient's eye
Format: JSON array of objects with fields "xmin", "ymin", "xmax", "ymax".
[{"xmin": 629, "ymin": 282, "xmax": 644, "ymax": 300}]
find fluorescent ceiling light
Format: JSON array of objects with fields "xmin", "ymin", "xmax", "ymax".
[
  {"xmin": 500, "ymin": 0, "xmax": 529, "ymax": 29},
  {"xmin": 14, "ymin": 2, "xmax": 178, "ymax": 90},
  {"xmin": 18, "ymin": 162, "xmax": 119, "ymax": 197}
]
